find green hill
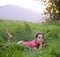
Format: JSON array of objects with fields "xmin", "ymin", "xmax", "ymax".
[{"xmin": 0, "ymin": 20, "xmax": 60, "ymax": 57}]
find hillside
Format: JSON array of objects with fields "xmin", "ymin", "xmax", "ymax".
[{"xmin": 0, "ymin": 5, "xmax": 43, "ymax": 22}]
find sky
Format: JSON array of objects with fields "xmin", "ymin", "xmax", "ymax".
[{"xmin": 0, "ymin": 0, "xmax": 46, "ymax": 12}]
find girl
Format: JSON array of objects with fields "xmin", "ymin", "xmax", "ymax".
[{"xmin": 17, "ymin": 32, "xmax": 45, "ymax": 49}]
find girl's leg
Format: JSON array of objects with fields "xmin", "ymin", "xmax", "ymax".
[{"xmin": 17, "ymin": 41, "xmax": 22, "ymax": 44}]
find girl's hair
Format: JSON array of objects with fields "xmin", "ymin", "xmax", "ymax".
[{"xmin": 35, "ymin": 32, "xmax": 44, "ymax": 39}]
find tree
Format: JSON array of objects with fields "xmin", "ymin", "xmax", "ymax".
[{"xmin": 35, "ymin": 0, "xmax": 60, "ymax": 20}]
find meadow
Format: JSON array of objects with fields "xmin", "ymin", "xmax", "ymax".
[{"xmin": 0, "ymin": 20, "xmax": 60, "ymax": 57}]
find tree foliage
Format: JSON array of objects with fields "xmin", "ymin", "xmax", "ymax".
[
  {"xmin": 45, "ymin": 0, "xmax": 60, "ymax": 20},
  {"xmin": 35, "ymin": 0, "xmax": 60, "ymax": 20}
]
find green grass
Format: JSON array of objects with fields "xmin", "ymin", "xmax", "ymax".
[{"xmin": 0, "ymin": 20, "xmax": 60, "ymax": 57}]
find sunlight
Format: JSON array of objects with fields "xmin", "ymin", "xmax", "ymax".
[{"xmin": 0, "ymin": 0, "xmax": 46, "ymax": 12}]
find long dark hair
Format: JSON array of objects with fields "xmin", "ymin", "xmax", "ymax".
[{"xmin": 35, "ymin": 32, "xmax": 44, "ymax": 39}]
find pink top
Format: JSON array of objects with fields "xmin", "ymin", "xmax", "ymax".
[{"xmin": 22, "ymin": 39, "xmax": 45, "ymax": 49}]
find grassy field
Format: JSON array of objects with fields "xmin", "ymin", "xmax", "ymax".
[{"xmin": 0, "ymin": 20, "xmax": 60, "ymax": 57}]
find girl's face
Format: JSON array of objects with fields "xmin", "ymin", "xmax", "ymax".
[{"xmin": 36, "ymin": 34, "xmax": 43, "ymax": 43}]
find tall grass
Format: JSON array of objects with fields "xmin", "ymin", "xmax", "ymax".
[{"xmin": 0, "ymin": 20, "xmax": 60, "ymax": 57}]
